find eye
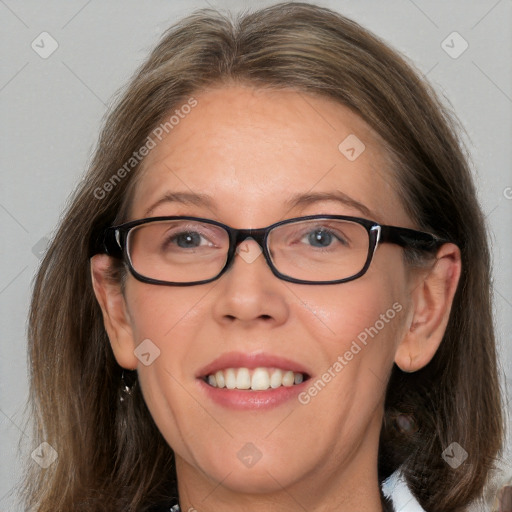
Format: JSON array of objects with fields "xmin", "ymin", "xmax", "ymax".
[
  {"xmin": 300, "ymin": 227, "xmax": 348, "ymax": 248},
  {"xmin": 305, "ymin": 228, "xmax": 334, "ymax": 247},
  {"xmin": 156, "ymin": 221, "xmax": 228, "ymax": 252},
  {"xmin": 170, "ymin": 230, "xmax": 207, "ymax": 249}
]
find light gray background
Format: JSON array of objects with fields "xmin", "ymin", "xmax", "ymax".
[{"xmin": 1, "ymin": 1, "xmax": 511, "ymax": 510}]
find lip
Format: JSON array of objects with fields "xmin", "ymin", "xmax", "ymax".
[
  {"xmin": 197, "ymin": 378, "xmax": 309, "ymax": 410},
  {"xmin": 195, "ymin": 351, "xmax": 312, "ymax": 379}
]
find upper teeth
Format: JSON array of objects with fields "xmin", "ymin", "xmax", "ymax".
[{"xmin": 206, "ymin": 367, "xmax": 304, "ymax": 391}]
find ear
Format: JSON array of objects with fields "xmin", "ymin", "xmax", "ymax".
[
  {"xmin": 395, "ymin": 243, "xmax": 461, "ymax": 372},
  {"xmin": 90, "ymin": 254, "xmax": 138, "ymax": 370}
]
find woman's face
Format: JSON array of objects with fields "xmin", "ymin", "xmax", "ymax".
[{"xmin": 97, "ymin": 85, "xmax": 425, "ymax": 501}]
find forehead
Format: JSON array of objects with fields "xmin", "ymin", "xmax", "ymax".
[{"xmin": 130, "ymin": 85, "xmax": 405, "ymax": 226}]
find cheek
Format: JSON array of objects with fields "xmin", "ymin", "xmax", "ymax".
[
  {"xmin": 290, "ymin": 278, "xmax": 406, "ymax": 435},
  {"xmin": 124, "ymin": 283, "xmax": 212, "ymax": 459},
  {"xmin": 292, "ymin": 268, "xmax": 407, "ymax": 404},
  {"xmin": 125, "ymin": 280, "xmax": 206, "ymax": 342},
  {"xmin": 124, "ymin": 281, "xmax": 210, "ymax": 400},
  {"xmin": 293, "ymin": 274, "xmax": 405, "ymax": 355}
]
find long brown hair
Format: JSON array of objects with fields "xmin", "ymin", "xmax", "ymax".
[{"xmin": 22, "ymin": 3, "xmax": 504, "ymax": 510}]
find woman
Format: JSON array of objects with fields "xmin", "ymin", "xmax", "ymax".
[{"xmin": 22, "ymin": 2, "xmax": 504, "ymax": 511}]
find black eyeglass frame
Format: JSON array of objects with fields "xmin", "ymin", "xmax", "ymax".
[{"xmin": 92, "ymin": 214, "xmax": 448, "ymax": 286}]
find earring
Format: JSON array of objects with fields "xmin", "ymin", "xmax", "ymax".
[{"xmin": 120, "ymin": 369, "xmax": 138, "ymax": 402}]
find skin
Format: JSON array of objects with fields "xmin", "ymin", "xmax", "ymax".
[{"xmin": 91, "ymin": 84, "xmax": 461, "ymax": 512}]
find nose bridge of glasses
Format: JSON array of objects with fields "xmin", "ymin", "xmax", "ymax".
[
  {"xmin": 224, "ymin": 227, "xmax": 270, "ymax": 273},
  {"xmin": 233, "ymin": 227, "xmax": 267, "ymax": 249},
  {"xmin": 205, "ymin": 225, "xmax": 268, "ymax": 283}
]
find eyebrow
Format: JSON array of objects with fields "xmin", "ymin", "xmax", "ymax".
[
  {"xmin": 144, "ymin": 192, "xmax": 215, "ymax": 217},
  {"xmin": 143, "ymin": 190, "xmax": 374, "ymax": 219},
  {"xmin": 284, "ymin": 191, "xmax": 374, "ymax": 218}
]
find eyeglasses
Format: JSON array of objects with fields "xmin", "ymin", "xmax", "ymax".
[{"xmin": 93, "ymin": 215, "xmax": 447, "ymax": 286}]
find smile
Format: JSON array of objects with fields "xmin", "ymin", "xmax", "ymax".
[
  {"xmin": 202, "ymin": 367, "xmax": 308, "ymax": 391},
  {"xmin": 196, "ymin": 351, "xmax": 313, "ymax": 409}
]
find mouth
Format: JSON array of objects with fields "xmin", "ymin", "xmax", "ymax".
[
  {"xmin": 195, "ymin": 351, "xmax": 313, "ymax": 409},
  {"xmin": 201, "ymin": 367, "xmax": 310, "ymax": 391}
]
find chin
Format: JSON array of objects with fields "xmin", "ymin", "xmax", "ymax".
[{"xmin": 197, "ymin": 452, "xmax": 303, "ymax": 494}]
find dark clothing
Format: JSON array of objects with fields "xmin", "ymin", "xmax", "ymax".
[{"xmin": 147, "ymin": 501, "xmax": 178, "ymax": 511}]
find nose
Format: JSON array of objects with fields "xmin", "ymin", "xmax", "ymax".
[{"xmin": 211, "ymin": 237, "xmax": 289, "ymax": 326}]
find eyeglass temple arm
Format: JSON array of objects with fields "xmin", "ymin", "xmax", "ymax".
[
  {"xmin": 379, "ymin": 225, "xmax": 447, "ymax": 251},
  {"xmin": 89, "ymin": 227, "xmax": 123, "ymax": 258}
]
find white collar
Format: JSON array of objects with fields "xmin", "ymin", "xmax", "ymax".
[{"xmin": 382, "ymin": 469, "xmax": 426, "ymax": 511}]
